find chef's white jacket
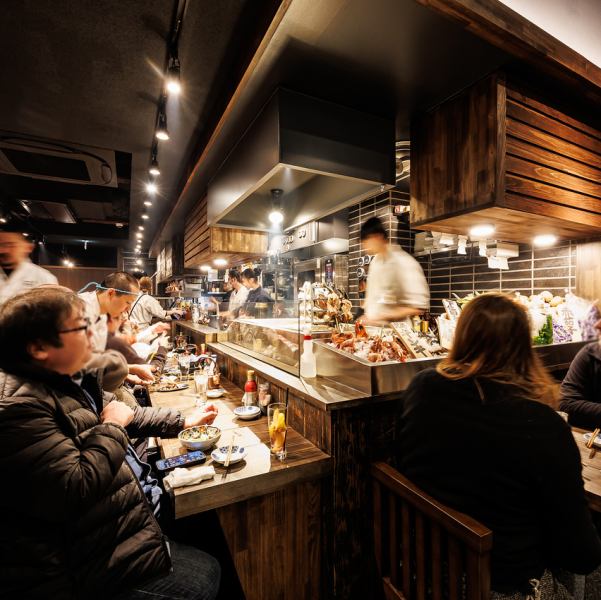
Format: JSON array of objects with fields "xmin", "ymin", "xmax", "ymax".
[{"xmin": 0, "ymin": 260, "xmax": 57, "ymax": 306}]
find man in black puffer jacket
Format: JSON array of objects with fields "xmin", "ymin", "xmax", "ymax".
[{"xmin": 0, "ymin": 287, "xmax": 220, "ymax": 599}]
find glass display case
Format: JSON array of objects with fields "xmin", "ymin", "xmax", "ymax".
[{"xmin": 221, "ymin": 301, "xmax": 332, "ymax": 376}]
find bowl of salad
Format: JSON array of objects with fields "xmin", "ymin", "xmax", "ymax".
[{"xmin": 178, "ymin": 425, "xmax": 222, "ymax": 450}]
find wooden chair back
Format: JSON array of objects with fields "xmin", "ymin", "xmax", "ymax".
[{"xmin": 372, "ymin": 462, "xmax": 493, "ymax": 600}]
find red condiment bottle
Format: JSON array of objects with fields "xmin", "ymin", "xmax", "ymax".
[{"xmin": 244, "ymin": 370, "xmax": 257, "ymax": 406}]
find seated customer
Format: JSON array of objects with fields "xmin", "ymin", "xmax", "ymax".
[
  {"xmin": 560, "ymin": 319, "xmax": 601, "ymax": 429},
  {"xmin": 0, "ymin": 287, "xmax": 220, "ymax": 599},
  {"xmin": 398, "ymin": 293, "xmax": 601, "ymax": 598}
]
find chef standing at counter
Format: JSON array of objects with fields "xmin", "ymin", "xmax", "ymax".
[
  {"xmin": 360, "ymin": 216, "xmax": 429, "ymax": 323},
  {"xmin": 129, "ymin": 276, "xmax": 183, "ymax": 328},
  {"xmin": 0, "ymin": 231, "xmax": 57, "ymax": 305}
]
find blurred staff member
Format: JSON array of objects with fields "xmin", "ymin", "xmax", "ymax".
[
  {"xmin": 129, "ymin": 276, "xmax": 182, "ymax": 328},
  {"xmin": 0, "ymin": 231, "xmax": 57, "ymax": 305},
  {"xmin": 79, "ymin": 272, "xmax": 140, "ymax": 352},
  {"xmin": 360, "ymin": 217, "xmax": 429, "ymax": 323},
  {"xmin": 221, "ymin": 269, "xmax": 248, "ymax": 317}
]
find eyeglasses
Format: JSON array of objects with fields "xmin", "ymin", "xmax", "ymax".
[{"xmin": 59, "ymin": 317, "xmax": 91, "ymax": 335}]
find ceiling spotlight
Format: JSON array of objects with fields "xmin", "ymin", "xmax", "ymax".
[
  {"xmin": 156, "ymin": 111, "xmax": 169, "ymax": 141},
  {"xmin": 533, "ymin": 234, "xmax": 558, "ymax": 247},
  {"xmin": 214, "ymin": 258, "xmax": 227, "ymax": 267},
  {"xmin": 144, "ymin": 200, "xmax": 153, "ymax": 207},
  {"xmin": 22, "ymin": 233, "xmax": 29, "ymax": 237},
  {"xmin": 0, "ymin": 217, "xmax": 6, "ymax": 224},
  {"xmin": 166, "ymin": 57, "xmax": 181, "ymax": 95},
  {"xmin": 136, "ymin": 232, "xmax": 143, "ymax": 239},
  {"xmin": 115, "ymin": 222, "xmax": 124, "ymax": 228},
  {"xmin": 135, "ymin": 248, "xmax": 141, "ymax": 254},
  {"xmin": 141, "ymin": 214, "xmax": 149, "ymax": 220},
  {"xmin": 135, "ymin": 259, "xmax": 142, "ymax": 266},
  {"xmin": 268, "ymin": 188, "xmax": 284, "ymax": 225},
  {"xmin": 469, "ymin": 225, "xmax": 495, "ymax": 238},
  {"xmin": 146, "ymin": 182, "xmax": 158, "ymax": 194},
  {"xmin": 200, "ymin": 265, "xmax": 211, "ymax": 272},
  {"xmin": 149, "ymin": 147, "xmax": 160, "ymax": 177},
  {"xmin": 138, "ymin": 225, "xmax": 144, "ymax": 231},
  {"xmin": 62, "ymin": 258, "xmax": 69, "ymax": 266}
]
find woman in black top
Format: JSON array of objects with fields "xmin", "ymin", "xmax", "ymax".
[
  {"xmin": 398, "ymin": 293, "xmax": 601, "ymax": 598},
  {"xmin": 240, "ymin": 268, "xmax": 274, "ymax": 317}
]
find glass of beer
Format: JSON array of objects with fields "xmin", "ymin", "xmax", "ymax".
[{"xmin": 268, "ymin": 403, "xmax": 288, "ymax": 460}]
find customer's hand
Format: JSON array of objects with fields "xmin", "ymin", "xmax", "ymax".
[
  {"xmin": 125, "ymin": 374, "xmax": 145, "ymax": 386},
  {"xmin": 128, "ymin": 364, "xmax": 154, "ymax": 382},
  {"xmin": 184, "ymin": 403, "xmax": 219, "ymax": 428},
  {"xmin": 153, "ymin": 322, "xmax": 172, "ymax": 334},
  {"xmin": 101, "ymin": 400, "xmax": 134, "ymax": 428}
]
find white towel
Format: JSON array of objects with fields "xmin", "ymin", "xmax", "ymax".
[{"xmin": 164, "ymin": 465, "xmax": 215, "ymax": 489}]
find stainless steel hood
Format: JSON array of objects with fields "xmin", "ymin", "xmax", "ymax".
[{"xmin": 207, "ymin": 88, "xmax": 395, "ymax": 230}]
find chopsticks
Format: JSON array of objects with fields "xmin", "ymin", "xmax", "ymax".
[
  {"xmin": 587, "ymin": 428, "xmax": 600, "ymax": 459},
  {"xmin": 222, "ymin": 431, "xmax": 238, "ymax": 479}
]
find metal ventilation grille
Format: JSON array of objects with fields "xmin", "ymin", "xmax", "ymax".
[
  {"xmin": 19, "ymin": 199, "xmax": 77, "ymax": 223},
  {"xmin": 3, "ymin": 148, "xmax": 90, "ymax": 181}
]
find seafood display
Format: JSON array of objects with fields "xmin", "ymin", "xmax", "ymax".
[
  {"xmin": 330, "ymin": 322, "xmax": 407, "ymax": 363},
  {"xmin": 299, "ymin": 282, "xmax": 353, "ymax": 327}
]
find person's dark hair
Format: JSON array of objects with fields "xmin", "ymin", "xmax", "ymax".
[
  {"xmin": 241, "ymin": 268, "xmax": 261, "ymax": 283},
  {"xmin": 101, "ymin": 272, "xmax": 140, "ymax": 295},
  {"xmin": 0, "ymin": 287, "xmax": 84, "ymax": 366},
  {"xmin": 228, "ymin": 269, "xmax": 241, "ymax": 283},
  {"xmin": 360, "ymin": 216, "xmax": 388, "ymax": 241},
  {"xmin": 437, "ymin": 293, "xmax": 559, "ymax": 408}
]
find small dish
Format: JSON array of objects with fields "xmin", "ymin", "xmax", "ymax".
[
  {"xmin": 583, "ymin": 432, "xmax": 601, "ymax": 448},
  {"xmin": 156, "ymin": 383, "xmax": 188, "ymax": 392},
  {"xmin": 211, "ymin": 445, "xmax": 247, "ymax": 465},
  {"xmin": 206, "ymin": 388, "xmax": 226, "ymax": 399},
  {"xmin": 234, "ymin": 405, "xmax": 261, "ymax": 420},
  {"xmin": 179, "ymin": 425, "xmax": 221, "ymax": 450}
]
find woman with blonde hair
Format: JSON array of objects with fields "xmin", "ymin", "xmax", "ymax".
[{"xmin": 398, "ymin": 293, "xmax": 601, "ymax": 599}]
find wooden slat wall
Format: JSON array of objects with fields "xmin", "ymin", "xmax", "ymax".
[
  {"xmin": 503, "ymin": 84, "xmax": 601, "ymax": 228},
  {"xmin": 411, "ymin": 74, "xmax": 500, "ymax": 225},
  {"xmin": 211, "ymin": 227, "xmax": 267, "ymax": 256},
  {"xmin": 576, "ymin": 240, "xmax": 601, "ymax": 302},
  {"xmin": 184, "ymin": 196, "xmax": 210, "ymax": 268}
]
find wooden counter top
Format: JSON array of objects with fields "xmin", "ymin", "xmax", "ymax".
[{"xmin": 151, "ymin": 377, "xmax": 333, "ymax": 519}]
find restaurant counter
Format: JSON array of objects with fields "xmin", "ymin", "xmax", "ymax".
[
  {"xmin": 151, "ymin": 376, "xmax": 332, "ymax": 600},
  {"xmin": 206, "ymin": 338, "xmax": 591, "ymax": 599},
  {"xmin": 172, "ymin": 320, "xmax": 228, "ymax": 344}
]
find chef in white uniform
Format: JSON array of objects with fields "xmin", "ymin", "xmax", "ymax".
[{"xmin": 0, "ymin": 232, "xmax": 57, "ymax": 305}]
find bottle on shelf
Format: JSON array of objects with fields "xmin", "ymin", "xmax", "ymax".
[
  {"xmin": 243, "ymin": 369, "xmax": 257, "ymax": 406},
  {"xmin": 300, "ymin": 326, "xmax": 317, "ymax": 379}
]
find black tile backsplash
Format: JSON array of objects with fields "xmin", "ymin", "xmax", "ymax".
[{"xmin": 347, "ymin": 190, "xmax": 577, "ymax": 315}]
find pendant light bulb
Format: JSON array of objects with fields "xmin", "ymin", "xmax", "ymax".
[{"xmin": 269, "ymin": 188, "xmax": 284, "ymax": 225}]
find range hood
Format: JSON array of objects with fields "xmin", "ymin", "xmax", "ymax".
[{"xmin": 207, "ymin": 88, "xmax": 395, "ymax": 230}]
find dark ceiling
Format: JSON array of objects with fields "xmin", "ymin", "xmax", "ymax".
[{"xmin": 0, "ymin": 0, "xmax": 279, "ymax": 255}]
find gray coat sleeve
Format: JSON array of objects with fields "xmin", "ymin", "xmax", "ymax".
[{"xmin": 126, "ymin": 405, "xmax": 184, "ymax": 438}]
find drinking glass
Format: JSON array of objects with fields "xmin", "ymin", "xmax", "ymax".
[
  {"xmin": 267, "ymin": 403, "xmax": 287, "ymax": 460},
  {"xmin": 178, "ymin": 354, "xmax": 191, "ymax": 380},
  {"xmin": 194, "ymin": 372, "xmax": 208, "ymax": 408}
]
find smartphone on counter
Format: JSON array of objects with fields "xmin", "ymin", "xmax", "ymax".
[{"xmin": 156, "ymin": 450, "xmax": 206, "ymax": 471}]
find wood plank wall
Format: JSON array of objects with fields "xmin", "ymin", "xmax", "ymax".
[
  {"xmin": 42, "ymin": 266, "xmax": 115, "ymax": 293},
  {"xmin": 576, "ymin": 240, "xmax": 601, "ymax": 302},
  {"xmin": 184, "ymin": 196, "xmax": 210, "ymax": 268},
  {"xmin": 503, "ymin": 82, "xmax": 601, "ymax": 230}
]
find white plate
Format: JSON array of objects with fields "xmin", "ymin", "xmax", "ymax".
[
  {"xmin": 233, "ymin": 405, "xmax": 261, "ymax": 420},
  {"xmin": 211, "ymin": 445, "xmax": 247, "ymax": 465},
  {"xmin": 583, "ymin": 432, "xmax": 601, "ymax": 448},
  {"xmin": 206, "ymin": 388, "xmax": 226, "ymax": 399}
]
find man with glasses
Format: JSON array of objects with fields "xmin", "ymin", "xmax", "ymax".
[
  {"xmin": 79, "ymin": 271, "xmax": 140, "ymax": 353},
  {"xmin": 0, "ymin": 286, "xmax": 220, "ymax": 599},
  {"xmin": 0, "ymin": 231, "xmax": 57, "ymax": 305}
]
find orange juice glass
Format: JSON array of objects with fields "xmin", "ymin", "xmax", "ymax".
[{"xmin": 267, "ymin": 403, "xmax": 288, "ymax": 460}]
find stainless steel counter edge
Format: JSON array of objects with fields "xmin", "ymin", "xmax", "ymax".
[{"xmin": 208, "ymin": 339, "xmax": 588, "ymax": 411}]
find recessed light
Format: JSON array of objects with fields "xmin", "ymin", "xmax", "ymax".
[
  {"xmin": 214, "ymin": 258, "xmax": 227, "ymax": 267},
  {"xmin": 135, "ymin": 248, "xmax": 141, "ymax": 254},
  {"xmin": 138, "ymin": 225, "xmax": 144, "ymax": 231},
  {"xmin": 115, "ymin": 222, "xmax": 124, "ymax": 228},
  {"xmin": 146, "ymin": 182, "xmax": 158, "ymax": 194},
  {"xmin": 136, "ymin": 232, "xmax": 143, "ymax": 239},
  {"xmin": 0, "ymin": 217, "xmax": 6, "ymax": 224},
  {"xmin": 469, "ymin": 225, "xmax": 495, "ymax": 238},
  {"xmin": 533, "ymin": 234, "xmax": 557, "ymax": 247},
  {"xmin": 22, "ymin": 232, "xmax": 29, "ymax": 237},
  {"xmin": 141, "ymin": 214, "xmax": 149, "ymax": 220},
  {"xmin": 144, "ymin": 200, "xmax": 153, "ymax": 207},
  {"xmin": 135, "ymin": 259, "xmax": 142, "ymax": 266}
]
